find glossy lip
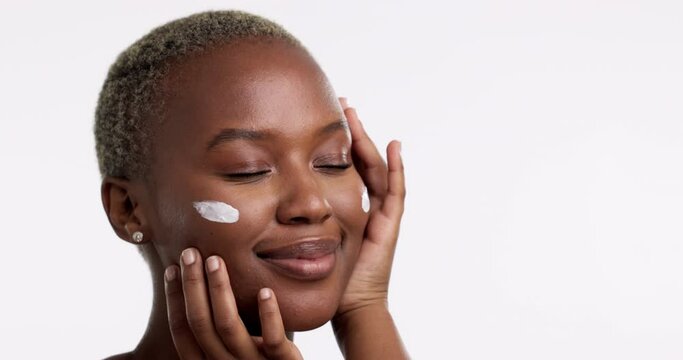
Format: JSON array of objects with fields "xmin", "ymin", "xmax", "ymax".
[{"xmin": 256, "ymin": 238, "xmax": 340, "ymax": 281}]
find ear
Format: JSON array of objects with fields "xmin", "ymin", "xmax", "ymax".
[{"xmin": 101, "ymin": 176, "xmax": 152, "ymax": 244}]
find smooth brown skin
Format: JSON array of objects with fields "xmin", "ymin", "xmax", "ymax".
[{"xmin": 102, "ymin": 39, "xmax": 408, "ymax": 359}]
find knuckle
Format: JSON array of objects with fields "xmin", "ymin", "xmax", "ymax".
[
  {"xmin": 165, "ymin": 283, "xmax": 183, "ymax": 297},
  {"xmin": 215, "ymin": 317, "xmax": 240, "ymax": 336},
  {"xmin": 183, "ymin": 272, "xmax": 205, "ymax": 286},
  {"xmin": 168, "ymin": 315, "xmax": 188, "ymax": 333},
  {"xmin": 388, "ymin": 187, "xmax": 406, "ymax": 200},
  {"xmin": 260, "ymin": 308, "xmax": 278, "ymax": 318},
  {"xmin": 186, "ymin": 313, "xmax": 213, "ymax": 333},
  {"xmin": 259, "ymin": 308, "xmax": 280, "ymax": 323},
  {"xmin": 263, "ymin": 336, "xmax": 287, "ymax": 355},
  {"xmin": 167, "ymin": 307, "xmax": 190, "ymax": 333},
  {"xmin": 208, "ymin": 278, "xmax": 229, "ymax": 292}
]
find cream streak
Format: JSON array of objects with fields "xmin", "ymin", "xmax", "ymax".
[
  {"xmin": 361, "ymin": 186, "xmax": 370, "ymax": 213},
  {"xmin": 193, "ymin": 200, "xmax": 240, "ymax": 223}
]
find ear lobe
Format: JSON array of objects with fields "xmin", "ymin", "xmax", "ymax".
[{"xmin": 101, "ymin": 176, "xmax": 148, "ymax": 243}]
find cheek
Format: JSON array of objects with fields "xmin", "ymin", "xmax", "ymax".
[
  {"xmin": 327, "ymin": 181, "xmax": 370, "ymax": 240},
  {"xmin": 184, "ymin": 192, "xmax": 271, "ymax": 252},
  {"xmin": 153, "ymin": 187, "xmax": 269, "ymax": 266}
]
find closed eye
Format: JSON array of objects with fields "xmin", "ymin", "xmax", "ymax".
[
  {"xmin": 314, "ymin": 163, "xmax": 352, "ymax": 175},
  {"xmin": 223, "ymin": 170, "xmax": 271, "ymax": 179},
  {"xmin": 314, "ymin": 152, "xmax": 351, "ymax": 171},
  {"xmin": 315, "ymin": 163, "xmax": 352, "ymax": 169},
  {"xmin": 220, "ymin": 162, "xmax": 350, "ymax": 181}
]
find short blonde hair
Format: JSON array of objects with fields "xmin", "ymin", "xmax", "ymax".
[{"xmin": 94, "ymin": 10, "xmax": 303, "ymax": 179}]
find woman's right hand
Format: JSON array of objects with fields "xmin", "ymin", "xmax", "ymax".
[{"xmin": 164, "ymin": 247, "xmax": 303, "ymax": 359}]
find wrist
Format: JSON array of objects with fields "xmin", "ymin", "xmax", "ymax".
[
  {"xmin": 331, "ymin": 301, "xmax": 409, "ymax": 360},
  {"xmin": 332, "ymin": 301, "xmax": 389, "ymax": 333}
]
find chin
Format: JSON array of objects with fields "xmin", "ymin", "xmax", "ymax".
[{"xmin": 278, "ymin": 288, "xmax": 341, "ymax": 331}]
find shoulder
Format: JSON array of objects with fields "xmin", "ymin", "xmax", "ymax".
[{"xmin": 103, "ymin": 352, "xmax": 133, "ymax": 360}]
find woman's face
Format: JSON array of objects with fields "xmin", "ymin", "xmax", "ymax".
[{"xmin": 144, "ymin": 40, "xmax": 369, "ymax": 332}]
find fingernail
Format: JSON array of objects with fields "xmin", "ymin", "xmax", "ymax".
[
  {"xmin": 206, "ymin": 256, "xmax": 220, "ymax": 272},
  {"xmin": 182, "ymin": 248, "xmax": 195, "ymax": 265},
  {"xmin": 340, "ymin": 97, "xmax": 349, "ymax": 107},
  {"xmin": 164, "ymin": 266, "xmax": 177, "ymax": 281},
  {"xmin": 259, "ymin": 288, "xmax": 272, "ymax": 300},
  {"xmin": 398, "ymin": 141, "xmax": 402, "ymax": 154}
]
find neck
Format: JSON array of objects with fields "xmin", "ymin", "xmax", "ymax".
[
  {"xmin": 130, "ymin": 248, "xmax": 180, "ymax": 360},
  {"xmin": 129, "ymin": 245, "xmax": 293, "ymax": 359}
]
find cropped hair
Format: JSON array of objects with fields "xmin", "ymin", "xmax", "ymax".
[{"xmin": 94, "ymin": 10, "xmax": 303, "ymax": 180}]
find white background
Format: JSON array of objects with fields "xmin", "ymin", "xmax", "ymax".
[{"xmin": 1, "ymin": 0, "xmax": 682, "ymax": 359}]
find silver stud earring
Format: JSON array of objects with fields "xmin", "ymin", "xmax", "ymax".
[{"xmin": 132, "ymin": 231, "xmax": 144, "ymax": 243}]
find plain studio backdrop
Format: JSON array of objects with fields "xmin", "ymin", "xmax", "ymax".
[{"xmin": 1, "ymin": 0, "xmax": 682, "ymax": 359}]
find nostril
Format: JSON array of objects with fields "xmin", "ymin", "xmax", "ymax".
[
  {"xmin": 286, "ymin": 213, "xmax": 331, "ymax": 224},
  {"xmin": 289, "ymin": 216, "xmax": 309, "ymax": 224},
  {"xmin": 276, "ymin": 192, "xmax": 333, "ymax": 225}
]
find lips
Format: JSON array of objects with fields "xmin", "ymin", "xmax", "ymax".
[
  {"xmin": 256, "ymin": 237, "xmax": 340, "ymax": 280},
  {"xmin": 256, "ymin": 238, "xmax": 339, "ymax": 259}
]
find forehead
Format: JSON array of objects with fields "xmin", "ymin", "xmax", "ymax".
[{"xmin": 157, "ymin": 39, "xmax": 340, "ymax": 143}]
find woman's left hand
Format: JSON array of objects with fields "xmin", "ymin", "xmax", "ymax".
[{"xmin": 334, "ymin": 97, "xmax": 406, "ymax": 320}]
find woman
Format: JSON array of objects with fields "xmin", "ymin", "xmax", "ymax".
[{"xmin": 96, "ymin": 10, "xmax": 407, "ymax": 359}]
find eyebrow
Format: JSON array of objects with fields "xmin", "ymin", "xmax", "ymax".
[{"xmin": 206, "ymin": 119, "xmax": 349, "ymax": 151}]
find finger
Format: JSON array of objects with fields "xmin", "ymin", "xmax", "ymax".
[
  {"xmin": 339, "ymin": 96, "xmax": 349, "ymax": 109},
  {"xmin": 251, "ymin": 335, "xmax": 264, "ymax": 347},
  {"xmin": 164, "ymin": 265, "xmax": 204, "ymax": 360},
  {"xmin": 343, "ymin": 104, "xmax": 388, "ymax": 199},
  {"xmin": 180, "ymin": 248, "xmax": 232, "ymax": 358},
  {"xmin": 381, "ymin": 140, "xmax": 406, "ymax": 220},
  {"xmin": 205, "ymin": 255, "xmax": 260, "ymax": 359},
  {"xmin": 258, "ymin": 288, "xmax": 303, "ymax": 360}
]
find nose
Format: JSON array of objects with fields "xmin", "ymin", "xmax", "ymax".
[{"xmin": 276, "ymin": 170, "xmax": 333, "ymax": 225}]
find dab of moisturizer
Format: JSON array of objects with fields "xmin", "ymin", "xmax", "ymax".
[
  {"xmin": 193, "ymin": 200, "xmax": 240, "ymax": 223},
  {"xmin": 361, "ymin": 186, "xmax": 370, "ymax": 213}
]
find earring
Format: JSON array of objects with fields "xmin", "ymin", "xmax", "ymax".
[{"xmin": 132, "ymin": 231, "xmax": 144, "ymax": 243}]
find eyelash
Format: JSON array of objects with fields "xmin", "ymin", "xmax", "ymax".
[
  {"xmin": 223, "ymin": 163, "xmax": 351, "ymax": 180},
  {"xmin": 225, "ymin": 170, "xmax": 271, "ymax": 179},
  {"xmin": 317, "ymin": 163, "xmax": 352, "ymax": 170}
]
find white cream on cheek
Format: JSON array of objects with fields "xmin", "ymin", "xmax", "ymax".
[
  {"xmin": 361, "ymin": 186, "xmax": 370, "ymax": 213},
  {"xmin": 193, "ymin": 200, "xmax": 240, "ymax": 223}
]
